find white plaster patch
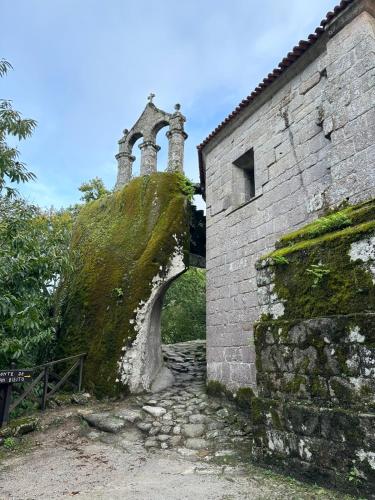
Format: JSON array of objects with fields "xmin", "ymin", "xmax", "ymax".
[
  {"xmin": 349, "ymin": 236, "xmax": 375, "ymax": 283},
  {"xmin": 349, "ymin": 376, "xmax": 363, "ymax": 392},
  {"xmin": 348, "ymin": 326, "xmax": 365, "ymax": 343},
  {"xmin": 118, "ymin": 241, "xmax": 186, "ymax": 393},
  {"xmin": 364, "ymin": 367, "xmax": 375, "ymax": 377},
  {"xmin": 270, "ymin": 302, "xmax": 285, "ymax": 319},
  {"xmin": 307, "ymin": 191, "xmax": 324, "ymax": 213},
  {"xmin": 266, "ymin": 431, "xmax": 286, "ymax": 454},
  {"xmin": 356, "ymin": 450, "xmax": 375, "ymax": 470},
  {"xmin": 346, "ymin": 353, "xmax": 360, "ymax": 371},
  {"xmin": 298, "ymin": 439, "xmax": 312, "ymax": 461}
]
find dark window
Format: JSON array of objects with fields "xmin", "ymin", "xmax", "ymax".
[{"xmin": 233, "ymin": 148, "xmax": 255, "ymax": 204}]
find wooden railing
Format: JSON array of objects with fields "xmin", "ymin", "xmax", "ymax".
[{"xmin": 0, "ymin": 353, "xmax": 86, "ymax": 427}]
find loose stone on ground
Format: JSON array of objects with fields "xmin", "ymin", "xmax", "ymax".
[
  {"xmin": 0, "ymin": 340, "xmax": 346, "ymax": 499},
  {"xmin": 82, "ymin": 340, "xmax": 252, "ymax": 458}
]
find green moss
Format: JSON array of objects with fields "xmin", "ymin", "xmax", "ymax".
[
  {"xmin": 57, "ymin": 172, "xmax": 190, "ymax": 397},
  {"xmin": 330, "ymin": 378, "xmax": 357, "ymax": 404},
  {"xmin": 263, "ymin": 206, "xmax": 375, "ymax": 320},
  {"xmin": 269, "ymin": 220, "xmax": 375, "ymax": 260},
  {"xmin": 0, "ymin": 416, "xmax": 39, "ymax": 438},
  {"xmin": 206, "ymin": 380, "xmax": 228, "ymax": 397},
  {"xmin": 175, "ymin": 173, "xmax": 195, "ymax": 200},
  {"xmin": 270, "ymin": 408, "xmax": 283, "ymax": 429},
  {"xmin": 250, "ymin": 396, "xmax": 264, "ymax": 425},
  {"xmin": 283, "ymin": 375, "xmax": 306, "ymax": 395},
  {"xmin": 235, "ymin": 387, "xmax": 255, "ymax": 410},
  {"xmin": 275, "ymin": 199, "xmax": 375, "ymax": 249},
  {"xmin": 310, "ymin": 376, "xmax": 328, "ymax": 399}
]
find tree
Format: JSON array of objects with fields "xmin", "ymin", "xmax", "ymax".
[
  {"xmin": 79, "ymin": 177, "xmax": 110, "ymax": 203},
  {"xmin": 161, "ymin": 267, "xmax": 206, "ymax": 344},
  {"xmin": 0, "ymin": 59, "xmax": 37, "ymax": 197},
  {"xmin": 0, "ymin": 198, "xmax": 73, "ymax": 367}
]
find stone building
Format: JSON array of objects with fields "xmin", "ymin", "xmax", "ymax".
[{"xmin": 198, "ymin": 0, "xmax": 375, "ymax": 392}]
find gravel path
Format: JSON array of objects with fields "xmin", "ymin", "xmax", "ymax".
[{"xmin": 0, "ymin": 341, "xmax": 348, "ymax": 499}]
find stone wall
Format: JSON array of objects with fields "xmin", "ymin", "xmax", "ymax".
[
  {"xmin": 249, "ymin": 200, "xmax": 375, "ymax": 492},
  {"xmin": 204, "ymin": 1, "xmax": 375, "ymax": 390}
]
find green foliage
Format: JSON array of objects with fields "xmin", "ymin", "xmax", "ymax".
[
  {"xmin": 161, "ymin": 267, "xmax": 206, "ymax": 344},
  {"xmin": 113, "ymin": 287, "xmax": 124, "ymax": 299},
  {"xmin": 3, "ymin": 437, "xmax": 16, "ymax": 450},
  {"xmin": 206, "ymin": 380, "xmax": 227, "ymax": 397},
  {"xmin": 0, "ymin": 59, "xmax": 37, "ymax": 198},
  {"xmin": 78, "ymin": 176, "xmax": 110, "ymax": 203},
  {"xmin": 57, "ymin": 172, "xmax": 190, "ymax": 397},
  {"xmin": 272, "ymin": 255, "xmax": 289, "ymax": 265},
  {"xmin": 0, "ymin": 198, "xmax": 73, "ymax": 367},
  {"xmin": 307, "ymin": 212, "xmax": 352, "ymax": 238},
  {"xmin": 176, "ymin": 173, "xmax": 195, "ymax": 201},
  {"xmin": 306, "ymin": 264, "xmax": 331, "ymax": 288},
  {"xmin": 347, "ymin": 466, "xmax": 364, "ymax": 485},
  {"xmin": 276, "ymin": 199, "xmax": 374, "ymax": 250}
]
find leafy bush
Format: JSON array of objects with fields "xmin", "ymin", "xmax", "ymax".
[
  {"xmin": 78, "ymin": 177, "xmax": 110, "ymax": 203},
  {"xmin": 161, "ymin": 267, "xmax": 206, "ymax": 344},
  {"xmin": 3, "ymin": 437, "xmax": 17, "ymax": 450},
  {"xmin": 0, "ymin": 198, "xmax": 73, "ymax": 367}
]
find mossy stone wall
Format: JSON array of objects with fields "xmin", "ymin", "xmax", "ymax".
[
  {"xmin": 57, "ymin": 172, "xmax": 190, "ymax": 397},
  {"xmin": 250, "ymin": 200, "xmax": 375, "ymax": 493}
]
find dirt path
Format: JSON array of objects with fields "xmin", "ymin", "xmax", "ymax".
[
  {"xmin": 0, "ymin": 342, "xmax": 350, "ymax": 499},
  {"xmin": 0, "ymin": 413, "xmax": 346, "ymax": 500}
]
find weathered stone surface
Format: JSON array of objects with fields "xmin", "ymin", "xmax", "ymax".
[
  {"xmin": 115, "ymin": 100, "xmax": 187, "ymax": 188},
  {"xmin": 81, "ymin": 340, "xmax": 252, "ymax": 475},
  {"xmin": 144, "ymin": 438, "xmax": 159, "ymax": 448},
  {"xmin": 83, "ymin": 413, "xmax": 125, "ymax": 434},
  {"xmin": 182, "ymin": 424, "xmax": 205, "ymax": 438},
  {"xmin": 251, "ymin": 211, "xmax": 375, "ymax": 493},
  {"xmin": 137, "ymin": 422, "xmax": 152, "ymax": 432},
  {"xmin": 0, "ymin": 417, "xmax": 39, "ymax": 438},
  {"xmin": 150, "ymin": 366, "xmax": 175, "ymax": 394},
  {"xmin": 185, "ymin": 438, "xmax": 208, "ymax": 450},
  {"xmin": 115, "ymin": 409, "xmax": 143, "ymax": 423},
  {"xmin": 188, "ymin": 414, "xmax": 207, "ymax": 424},
  {"xmin": 142, "ymin": 406, "xmax": 167, "ymax": 418}
]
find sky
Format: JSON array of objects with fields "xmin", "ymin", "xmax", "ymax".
[{"xmin": 1, "ymin": 0, "xmax": 336, "ymax": 209}]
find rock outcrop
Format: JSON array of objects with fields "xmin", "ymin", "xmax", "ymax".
[{"xmin": 57, "ymin": 172, "xmax": 191, "ymax": 397}]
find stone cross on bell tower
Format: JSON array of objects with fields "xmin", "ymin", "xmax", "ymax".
[{"xmin": 115, "ymin": 96, "xmax": 188, "ymax": 190}]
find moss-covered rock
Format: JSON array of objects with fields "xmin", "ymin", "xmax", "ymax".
[
  {"xmin": 57, "ymin": 172, "xmax": 190, "ymax": 397},
  {"xmin": 258, "ymin": 199, "xmax": 375, "ymax": 320},
  {"xmin": 0, "ymin": 416, "xmax": 39, "ymax": 438}
]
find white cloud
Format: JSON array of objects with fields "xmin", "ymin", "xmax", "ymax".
[{"xmin": 2, "ymin": 0, "xmax": 336, "ymax": 205}]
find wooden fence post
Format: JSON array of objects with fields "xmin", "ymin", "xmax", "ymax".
[
  {"xmin": 0, "ymin": 383, "xmax": 12, "ymax": 428},
  {"xmin": 0, "ymin": 362, "xmax": 16, "ymax": 427},
  {"xmin": 78, "ymin": 356, "xmax": 84, "ymax": 393},
  {"xmin": 41, "ymin": 366, "xmax": 49, "ymax": 411}
]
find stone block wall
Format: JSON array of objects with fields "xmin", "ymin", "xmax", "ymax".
[
  {"xmin": 204, "ymin": 1, "xmax": 375, "ymax": 390},
  {"xmin": 250, "ymin": 200, "xmax": 375, "ymax": 492}
]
